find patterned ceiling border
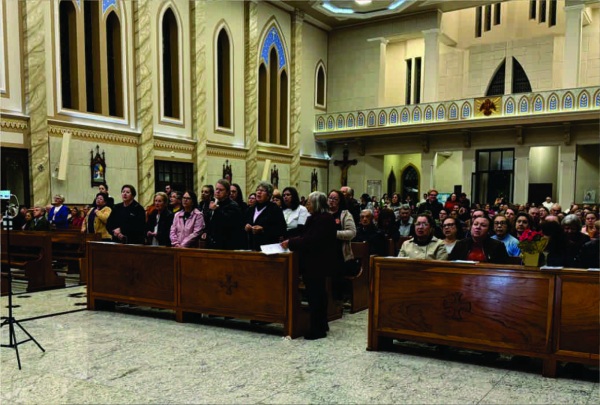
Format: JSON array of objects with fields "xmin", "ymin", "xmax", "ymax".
[
  {"xmin": 0, "ymin": 117, "xmax": 29, "ymax": 131},
  {"xmin": 154, "ymin": 138, "xmax": 196, "ymax": 152},
  {"xmin": 300, "ymin": 155, "xmax": 330, "ymax": 169},
  {"xmin": 48, "ymin": 124, "xmax": 139, "ymax": 145},
  {"xmin": 207, "ymin": 142, "xmax": 248, "ymax": 160}
]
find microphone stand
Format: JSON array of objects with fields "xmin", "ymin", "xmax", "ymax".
[{"xmin": 1, "ymin": 196, "xmax": 45, "ymax": 369}]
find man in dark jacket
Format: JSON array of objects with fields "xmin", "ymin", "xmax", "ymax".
[
  {"xmin": 353, "ymin": 209, "xmax": 387, "ymax": 256},
  {"xmin": 417, "ymin": 189, "xmax": 443, "ymax": 219},
  {"xmin": 449, "ymin": 216, "xmax": 509, "ymax": 264},
  {"xmin": 204, "ymin": 179, "xmax": 245, "ymax": 250}
]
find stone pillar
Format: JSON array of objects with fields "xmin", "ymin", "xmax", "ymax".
[
  {"xmin": 134, "ymin": 0, "xmax": 154, "ymax": 207},
  {"xmin": 558, "ymin": 144, "xmax": 577, "ymax": 208},
  {"xmin": 366, "ymin": 37, "xmax": 388, "ymax": 107},
  {"xmin": 562, "ymin": 4, "xmax": 584, "ymax": 88},
  {"xmin": 422, "ymin": 29, "xmax": 440, "ymax": 103},
  {"xmin": 191, "ymin": 1, "xmax": 208, "ymax": 190},
  {"xmin": 421, "ymin": 152, "xmax": 435, "ymax": 193},
  {"xmin": 514, "ymin": 145, "xmax": 530, "ymax": 204},
  {"xmin": 244, "ymin": 1, "xmax": 259, "ymax": 196},
  {"xmin": 289, "ymin": 9, "xmax": 303, "ymax": 189},
  {"xmin": 23, "ymin": 1, "xmax": 51, "ymax": 206}
]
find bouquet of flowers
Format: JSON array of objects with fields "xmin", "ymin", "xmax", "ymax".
[{"xmin": 518, "ymin": 229, "xmax": 548, "ymax": 254}]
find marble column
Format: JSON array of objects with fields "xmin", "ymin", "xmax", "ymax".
[
  {"xmin": 513, "ymin": 145, "xmax": 530, "ymax": 204},
  {"xmin": 191, "ymin": 1, "xmax": 208, "ymax": 190},
  {"xmin": 562, "ymin": 4, "xmax": 584, "ymax": 89},
  {"xmin": 366, "ymin": 37, "xmax": 388, "ymax": 107},
  {"xmin": 244, "ymin": 1, "xmax": 259, "ymax": 196},
  {"xmin": 23, "ymin": 1, "xmax": 51, "ymax": 206},
  {"xmin": 134, "ymin": 0, "xmax": 154, "ymax": 207},
  {"xmin": 422, "ymin": 29, "xmax": 440, "ymax": 103},
  {"xmin": 289, "ymin": 9, "xmax": 303, "ymax": 188},
  {"xmin": 558, "ymin": 143, "xmax": 577, "ymax": 208}
]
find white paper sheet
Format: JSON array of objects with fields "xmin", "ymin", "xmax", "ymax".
[{"xmin": 260, "ymin": 243, "xmax": 289, "ymax": 255}]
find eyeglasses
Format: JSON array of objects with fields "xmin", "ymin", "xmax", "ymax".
[
  {"xmin": 328, "ymin": 196, "xmax": 339, "ymax": 201},
  {"xmin": 442, "ymin": 224, "xmax": 456, "ymax": 228},
  {"xmin": 494, "ymin": 221, "xmax": 507, "ymax": 226},
  {"xmin": 415, "ymin": 222, "xmax": 430, "ymax": 228}
]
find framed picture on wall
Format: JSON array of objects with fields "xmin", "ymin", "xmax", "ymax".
[
  {"xmin": 90, "ymin": 145, "xmax": 106, "ymax": 187},
  {"xmin": 583, "ymin": 190, "xmax": 596, "ymax": 204}
]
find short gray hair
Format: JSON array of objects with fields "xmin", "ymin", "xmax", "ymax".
[
  {"xmin": 308, "ymin": 191, "xmax": 328, "ymax": 214},
  {"xmin": 256, "ymin": 181, "xmax": 274, "ymax": 197},
  {"xmin": 562, "ymin": 214, "xmax": 582, "ymax": 229}
]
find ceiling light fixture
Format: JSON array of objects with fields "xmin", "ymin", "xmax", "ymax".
[{"xmin": 355, "ymin": 0, "xmax": 373, "ymax": 5}]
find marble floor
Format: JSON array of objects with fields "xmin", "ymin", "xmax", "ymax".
[{"xmin": 1, "ymin": 284, "xmax": 598, "ymax": 404}]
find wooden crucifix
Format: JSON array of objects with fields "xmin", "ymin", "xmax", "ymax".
[{"xmin": 333, "ymin": 144, "xmax": 357, "ymax": 187}]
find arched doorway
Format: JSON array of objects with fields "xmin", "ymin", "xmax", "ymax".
[
  {"xmin": 387, "ymin": 168, "xmax": 396, "ymax": 196},
  {"xmin": 401, "ymin": 164, "xmax": 419, "ymax": 206}
]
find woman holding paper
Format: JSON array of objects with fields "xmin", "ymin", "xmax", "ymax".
[
  {"xmin": 244, "ymin": 181, "xmax": 286, "ymax": 251},
  {"xmin": 282, "ymin": 191, "xmax": 337, "ymax": 340}
]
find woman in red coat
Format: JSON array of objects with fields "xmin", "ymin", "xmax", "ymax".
[{"xmin": 281, "ymin": 191, "xmax": 337, "ymax": 340}]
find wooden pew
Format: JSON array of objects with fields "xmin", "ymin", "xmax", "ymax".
[
  {"xmin": 7, "ymin": 230, "xmax": 101, "ymax": 284},
  {"xmin": 1, "ymin": 231, "xmax": 64, "ymax": 293},
  {"xmin": 86, "ymin": 242, "xmax": 311, "ymax": 338},
  {"xmin": 367, "ymin": 257, "xmax": 599, "ymax": 377},
  {"xmin": 344, "ymin": 242, "xmax": 371, "ymax": 313}
]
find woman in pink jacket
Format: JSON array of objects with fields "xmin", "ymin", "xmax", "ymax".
[{"xmin": 170, "ymin": 190, "xmax": 205, "ymax": 248}]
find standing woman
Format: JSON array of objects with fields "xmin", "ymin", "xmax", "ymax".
[
  {"xmin": 328, "ymin": 189, "xmax": 356, "ymax": 278},
  {"xmin": 282, "ymin": 191, "xmax": 337, "ymax": 340},
  {"xmin": 106, "ymin": 185, "xmax": 146, "ymax": 244},
  {"xmin": 282, "ymin": 186, "xmax": 309, "ymax": 239},
  {"xmin": 82, "ymin": 193, "xmax": 112, "ymax": 241},
  {"xmin": 69, "ymin": 207, "xmax": 85, "ymax": 229},
  {"xmin": 230, "ymin": 183, "xmax": 248, "ymax": 213},
  {"xmin": 170, "ymin": 191, "xmax": 205, "ymax": 248},
  {"xmin": 244, "ymin": 181, "xmax": 286, "ymax": 251},
  {"xmin": 146, "ymin": 192, "xmax": 174, "ymax": 246}
]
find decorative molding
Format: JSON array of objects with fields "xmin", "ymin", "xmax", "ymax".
[
  {"xmin": 0, "ymin": 118, "xmax": 28, "ymax": 131},
  {"xmin": 207, "ymin": 143, "xmax": 247, "ymax": 160},
  {"xmin": 257, "ymin": 150, "xmax": 293, "ymax": 164},
  {"xmin": 300, "ymin": 155, "xmax": 330, "ymax": 169},
  {"xmin": 154, "ymin": 138, "xmax": 195, "ymax": 152},
  {"xmin": 48, "ymin": 125, "xmax": 138, "ymax": 145}
]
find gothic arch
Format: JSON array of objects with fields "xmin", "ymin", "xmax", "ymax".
[{"xmin": 400, "ymin": 164, "xmax": 420, "ymax": 203}]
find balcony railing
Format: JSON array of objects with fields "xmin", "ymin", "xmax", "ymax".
[{"xmin": 315, "ymin": 86, "xmax": 600, "ymax": 133}]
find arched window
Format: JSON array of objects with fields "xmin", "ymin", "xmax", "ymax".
[
  {"xmin": 315, "ymin": 62, "xmax": 326, "ymax": 108},
  {"xmin": 161, "ymin": 7, "xmax": 180, "ymax": 120},
  {"xmin": 512, "ymin": 57, "xmax": 532, "ymax": 94},
  {"xmin": 486, "ymin": 59, "xmax": 506, "ymax": 96},
  {"xmin": 215, "ymin": 26, "xmax": 232, "ymax": 130},
  {"xmin": 59, "ymin": 0, "xmax": 79, "ymax": 110},
  {"xmin": 55, "ymin": 0, "xmax": 129, "ymax": 121},
  {"xmin": 401, "ymin": 165, "xmax": 419, "ymax": 204},
  {"xmin": 106, "ymin": 11, "xmax": 123, "ymax": 117},
  {"xmin": 258, "ymin": 25, "xmax": 288, "ymax": 146}
]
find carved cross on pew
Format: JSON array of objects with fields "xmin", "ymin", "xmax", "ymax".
[
  {"xmin": 333, "ymin": 144, "xmax": 357, "ymax": 187},
  {"xmin": 442, "ymin": 292, "xmax": 471, "ymax": 320},
  {"xmin": 219, "ymin": 274, "xmax": 238, "ymax": 295}
]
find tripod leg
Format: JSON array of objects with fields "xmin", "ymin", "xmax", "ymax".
[
  {"xmin": 14, "ymin": 320, "xmax": 45, "ymax": 352},
  {"xmin": 8, "ymin": 321, "xmax": 21, "ymax": 370}
]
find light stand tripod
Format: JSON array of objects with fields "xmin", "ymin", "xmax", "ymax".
[{"xmin": 1, "ymin": 192, "xmax": 45, "ymax": 369}]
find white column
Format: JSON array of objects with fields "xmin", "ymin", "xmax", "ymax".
[
  {"xmin": 367, "ymin": 37, "xmax": 388, "ymax": 107},
  {"xmin": 562, "ymin": 4, "xmax": 584, "ymax": 89},
  {"xmin": 462, "ymin": 148, "xmax": 475, "ymax": 198},
  {"xmin": 422, "ymin": 29, "xmax": 440, "ymax": 103},
  {"xmin": 421, "ymin": 152, "xmax": 435, "ymax": 192},
  {"xmin": 513, "ymin": 146, "xmax": 530, "ymax": 204},
  {"xmin": 558, "ymin": 144, "xmax": 577, "ymax": 208}
]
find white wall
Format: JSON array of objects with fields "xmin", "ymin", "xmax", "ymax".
[{"xmin": 575, "ymin": 144, "xmax": 600, "ymax": 204}]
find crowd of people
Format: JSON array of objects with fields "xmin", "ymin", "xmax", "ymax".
[{"xmin": 7, "ymin": 183, "xmax": 599, "ymax": 339}]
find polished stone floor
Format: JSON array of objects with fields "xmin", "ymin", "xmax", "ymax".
[{"xmin": 1, "ymin": 284, "xmax": 598, "ymax": 404}]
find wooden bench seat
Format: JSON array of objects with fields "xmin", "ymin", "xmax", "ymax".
[
  {"xmin": 1, "ymin": 231, "xmax": 64, "ymax": 294},
  {"xmin": 86, "ymin": 242, "xmax": 314, "ymax": 338},
  {"xmin": 368, "ymin": 257, "xmax": 599, "ymax": 378}
]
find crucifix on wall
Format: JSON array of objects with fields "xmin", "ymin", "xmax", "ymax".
[{"xmin": 333, "ymin": 144, "xmax": 357, "ymax": 187}]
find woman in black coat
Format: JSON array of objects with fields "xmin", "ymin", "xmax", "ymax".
[
  {"xmin": 282, "ymin": 191, "xmax": 337, "ymax": 340},
  {"xmin": 106, "ymin": 184, "xmax": 146, "ymax": 244},
  {"xmin": 449, "ymin": 216, "xmax": 509, "ymax": 264},
  {"xmin": 146, "ymin": 192, "xmax": 174, "ymax": 246},
  {"xmin": 244, "ymin": 181, "xmax": 286, "ymax": 251}
]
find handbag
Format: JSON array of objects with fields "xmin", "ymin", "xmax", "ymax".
[{"xmin": 343, "ymin": 258, "xmax": 361, "ymax": 277}]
